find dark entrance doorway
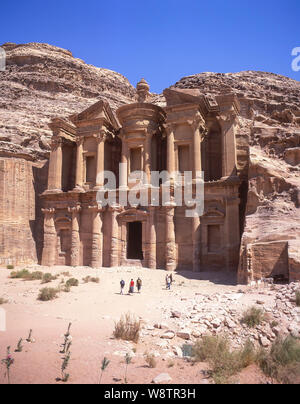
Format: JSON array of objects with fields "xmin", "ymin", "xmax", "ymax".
[{"xmin": 127, "ymin": 222, "xmax": 143, "ymax": 260}]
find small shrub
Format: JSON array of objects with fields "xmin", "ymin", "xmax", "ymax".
[
  {"xmin": 83, "ymin": 276, "xmax": 100, "ymax": 284},
  {"xmin": 10, "ymin": 269, "xmax": 30, "ymax": 279},
  {"xmin": 0, "ymin": 298, "xmax": 8, "ymax": 305},
  {"xmin": 192, "ymin": 336, "xmax": 256, "ymax": 384},
  {"xmin": 167, "ymin": 360, "xmax": 175, "ymax": 368},
  {"xmin": 258, "ymin": 336, "xmax": 300, "ymax": 384},
  {"xmin": 10, "ymin": 270, "xmax": 43, "ymax": 281},
  {"xmin": 66, "ymin": 278, "xmax": 79, "ymax": 288},
  {"xmin": 41, "ymin": 273, "xmax": 57, "ymax": 284},
  {"xmin": 145, "ymin": 353, "xmax": 157, "ymax": 368},
  {"xmin": 241, "ymin": 306, "xmax": 265, "ymax": 328},
  {"xmin": 83, "ymin": 276, "xmax": 91, "ymax": 283},
  {"xmin": 113, "ymin": 313, "xmax": 141, "ymax": 343},
  {"xmin": 61, "ymin": 271, "xmax": 71, "ymax": 277},
  {"xmin": 6, "ymin": 265, "xmax": 14, "ymax": 270},
  {"xmin": 270, "ymin": 320, "xmax": 279, "ymax": 328},
  {"xmin": 63, "ymin": 285, "xmax": 71, "ymax": 293},
  {"xmin": 38, "ymin": 287, "xmax": 59, "ymax": 301},
  {"xmin": 296, "ymin": 290, "xmax": 300, "ymax": 307}
]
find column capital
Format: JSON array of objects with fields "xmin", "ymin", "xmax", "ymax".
[
  {"xmin": 68, "ymin": 205, "xmax": 82, "ymax": 214},
  {"xmin": 76, "ymin": 136, "xmax": 85, "ymax": 146},
  {"xmin": 51, "ymin": 136, "xmax": 62, "ymax": 150},
  {"xmin": 94, "ymin": 129, "xmax": 108, "ymax": 143},
  {"xmin": 42, "ymin": 207, "xmax": 55, "ymax": 215},
  {"xmin": 216, "ymin": 110, "xmax": 237, "ymax": 128},
  {"xmin": 165, "ymin": 201, "xmax": 176, "ymax": 211},
  {"xmin": 163, "ymin": 123, "xmax": 176, "ymax": 136},
  {"xmin": 188, "ymin": 112, "xmax": 206, "ymax": 132},
  {"xmin": 88, "ymin": 204, "xmax": 104, "ymax": 213},
  {"xmin": 108, "ymin": 204, "xmax": 122, "ymax": 213}
]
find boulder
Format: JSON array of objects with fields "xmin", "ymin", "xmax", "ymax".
[{"xmin": 152, "ymin": 373, "xmax": 172, "ymax": 384}]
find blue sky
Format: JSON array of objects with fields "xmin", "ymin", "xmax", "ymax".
[{"xmin": 1, "ymin": 0, "xmax": 299, "ymax": 93}]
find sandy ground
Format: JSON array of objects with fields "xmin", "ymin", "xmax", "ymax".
[{"xmin": 0, "ymin": 265, "xmax": 270, "ymax": 384}]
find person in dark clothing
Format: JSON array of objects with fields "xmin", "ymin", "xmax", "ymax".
[
  {"xmin": 136, "ymin": 278, "xmax": 142, "ymax": 293},
  {"xmin": 120, "ymin": 279, "xmax": 125, "ymax": 295}
]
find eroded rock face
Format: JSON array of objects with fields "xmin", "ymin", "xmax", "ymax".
[{"xmin": 0, "ymin": 42, "xmax": 136, "ymax": 160}]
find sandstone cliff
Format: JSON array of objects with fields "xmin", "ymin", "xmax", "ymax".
[
  {"xmin": 0, "ymin": 43, "xmax": 299, "ymax": 280},
  {"xmin": 0, "ymin": 42, "xmax": 136, "ymax": 161}
]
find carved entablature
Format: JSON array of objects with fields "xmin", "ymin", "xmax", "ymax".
[{"xmin": 117, "ymin": 207, "xmax": 148, "ymax": 222}]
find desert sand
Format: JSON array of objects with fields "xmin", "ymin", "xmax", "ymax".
[{"xmin": 0, "ymin": 265, "xmax": 274, "ymax": 384}]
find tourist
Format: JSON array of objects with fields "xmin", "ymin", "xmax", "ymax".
[
  {"xmin": 136, "ymin": 278, "xmax": 142, "ymax": 293},
  {"xmin": 129, "ymin": 279, "xmax": 135, "ymax": 294},
  {"xmin": 166, "ymin": 275, "xmax": 171, "ymax": 290},
  {"xmin": 120, "ymin": 279, "xmax": 125, "ymax": 295},
  {"xmin": 165, "ymin": 274, "xmax": 169, "ymax": 288}
]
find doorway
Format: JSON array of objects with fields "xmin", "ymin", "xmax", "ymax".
[{"xmin": 127, "ymin": 221, "xmax": 143, "ymax": 260}]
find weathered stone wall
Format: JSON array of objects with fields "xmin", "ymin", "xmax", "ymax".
[{"xmin": 0, "ymin": 157, "xmax": 47, "ymax": 266}]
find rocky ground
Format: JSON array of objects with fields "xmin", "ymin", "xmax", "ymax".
[{"xmin": 0, "ymin": 265, "xmax": 299, "ymax": 384}]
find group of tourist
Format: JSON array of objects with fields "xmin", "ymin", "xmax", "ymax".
[
  {"xmin": 120, "ymin": 278, "xmax": 142, "ymax": 295},
  {"xmin": 119, "ymin": 274, "xmax": 174, "ymax": 295}
]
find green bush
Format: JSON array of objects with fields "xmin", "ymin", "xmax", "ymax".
[
  {"xmin": 66, "ymin": 278, "xmax": 79, "ymax": 287},
  {"xmin": 10, "ymin": 269, "xmax": 43, "ymax": 281},
  {"xmin": 41, "ymin": 273, "xmax": 57, "ymax": 284},
  {"xmin": 6, "ymin": 265, "xmax": 14, "ymax": 270},
  {"xmin": 0, "ymin": 297, "xmax": 8, "ymax": 305},
  {"xmin": 258, "ymin": 336, "xmax": 300, "ymax": 384},
  {"xmin": 38, "ymin": 287, "xmax": 59, "ymax": 301},
  {"xmin": 241, "ymin": 306, "xmax": 265, "ymax": 328},
  {"xmin": 192, "ymin": 336, "xmax": 256, "ymax": 384}
]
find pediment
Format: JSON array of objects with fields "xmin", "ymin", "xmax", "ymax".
[
  {"xmin": 203, "ymin": 207, "xmax": 225, "ymax": 218},
  {"xmin": 118, "ymin": 208, "xmax": 148, "ymax": 220},
  {"xmin": 71, "ymin": 100, "xmax": 120, "ymax": 129}
]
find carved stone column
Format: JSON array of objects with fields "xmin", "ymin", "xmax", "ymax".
[
  {"xmin": 148, "ymin": 207, "xmax": 156, "ymax": 269},
  {"xmin": 190, "ymin": 113, "xmax": 205, "ymax": 180},
  {"xmin": 41, "ymin": 208, "xmax": 56, "ymax": 266},
  {"xmin": 192, "ymin": 215, "xmax": 201, "ymax": 272},
  {"xmin": 47, "ymin": 137, "xmax": 62, "ymax": 191},
  {"xmin": 68, "ymin": 206, "xmax": 81, "ymax": 267},
  {"xmin": 88, "ymin": 204, "xmax": 103, "ymax": 268},
  {"xmin": 217, "ymin": 111, "xmax": 238, "ymax": 178},
  {"xmin": 144, "ymin": 131, "xmax": 152, "ymax": 185},
  {"xmin": 165, "ymin": 124, "xmax": 175, "ymax": 179},
  {"xmin": 120, "ymin": 133, "xmax": 128, "ymax": 189},
  {"xmin": 165, "ymin": 203, "xmax": 176, "ymax": 271},
  {"xmin": 94, "ymin": 129, "xmax": 107, "ymax": 190},
  {"xmin": 109, "ymin": 205, "xmax": 121, "ymax": 267},
  {"xmin": 74, "ymin": 136, "xmax": 84, "ymax": 190}
]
